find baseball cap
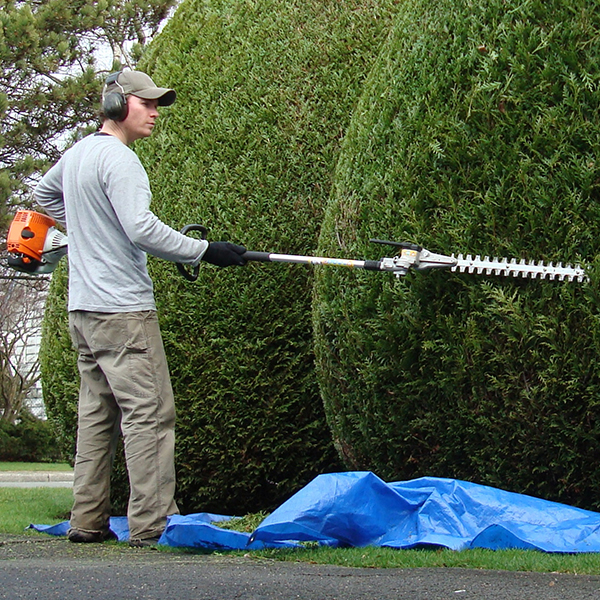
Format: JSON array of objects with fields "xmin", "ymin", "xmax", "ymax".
[{"xmin": 106, "ymin": 70, "xmax": 176, "ymax": 106}]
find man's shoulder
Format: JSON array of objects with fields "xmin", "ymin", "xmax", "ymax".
[
  {"xmin": 71, "ymin": 133, "xmax": 140, "ymax": 164},
  {"xmin": 71, "ymin": 132, "xmax": 130, "ymax": 151}
]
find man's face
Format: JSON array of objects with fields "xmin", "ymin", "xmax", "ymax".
[{"xmin": 122, "ymin": 95, "xmax": 160, "ymax": 143}]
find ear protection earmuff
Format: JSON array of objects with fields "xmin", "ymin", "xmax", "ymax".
[{"xmin": 102, "ymin": 71, "xmax": 128, "ymax": 121}]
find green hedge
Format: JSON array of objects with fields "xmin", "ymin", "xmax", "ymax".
[
  {"xmin": 0, "ymin": 410, "xmax": 64, "ymax": 463},
  {"xmin": 313, "ymin": 0, "xmax": 600, "ymax": 509},
  {"xmin": 39, "ymin": 261, "xmax": 78, "ymax": 461},
  {"xmin": 40, "ymin": 0, "xmax": 399, "ymax": 514}
]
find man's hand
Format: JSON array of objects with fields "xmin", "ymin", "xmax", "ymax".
[{"xmin": 202, "ymin": 242, "xmax": 247, "ymax": 267}]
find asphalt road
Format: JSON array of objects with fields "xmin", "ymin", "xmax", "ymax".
[{"xmin": 1, "ymin": 535, "xmax": 600, "ymax": 600}]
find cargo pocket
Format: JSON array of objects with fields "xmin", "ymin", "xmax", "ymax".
[{"xmin": 126, "ymin": 312, "xmax": 155, "ymax": 399}]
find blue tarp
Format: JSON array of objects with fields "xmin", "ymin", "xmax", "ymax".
[
  {"xmin": 31, "ymin": 513, "xmax": 297, "ymax": 549},
  {"xmin": 31, "ymin": 471, "xmax": 600, "ymax": 553},
  {"xmin": 251, "ymin": 472, "xmax": 600, "ymax": 552},
  {"xmin": 32, "ymin": 516, "xmax": 130, "ymax": 542},
  {"xmin": 160, "ymin": 513, "xmax": 298, "ymax": 550}
]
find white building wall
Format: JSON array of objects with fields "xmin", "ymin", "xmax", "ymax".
[
  {"xmin": 24, "ymin": 327, "xmax": 45, "ymax": 418},
  {"xmin": 3, "ymin": 277, "xmax": 48, "ymax": 420}
]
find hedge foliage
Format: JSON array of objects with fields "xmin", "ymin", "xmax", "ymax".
[
  {"xmin": 39, "ymin": 261, "xmax": 78, "ymax": 460},
  {"xmin": 0, "ymin": 410, "xmax": 64, "ymax": 463},
  {"xmin": 39, "ymin": 0, "xmax": 399, "ymax": 514},
  {"xmin": 313, "ymin": 0, "xmax": 600, "ymax": 510}
]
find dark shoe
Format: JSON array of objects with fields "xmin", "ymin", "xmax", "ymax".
[
  {"xmin": 129, "ymin": 535, "xmax": 162, "ymax": 548},
  {"xmin": 68, "ymin": 528, "xmax": 118, "ymax": 544}
]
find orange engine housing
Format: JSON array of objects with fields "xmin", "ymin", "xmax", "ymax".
[{"xmin": 7, "ymin": 210, "xmax": 56, "ymax": 264}]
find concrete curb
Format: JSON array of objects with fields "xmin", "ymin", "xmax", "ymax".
[{"xmin": 0, "ymin": 471, "xmax": 73, "ymax": 486}]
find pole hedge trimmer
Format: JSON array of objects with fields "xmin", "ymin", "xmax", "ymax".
[
  {"xmin": 5, "ymin": 212, "xmax": 588, "ymax": 283},
  {"xmin": 175, "ymin": 224, "xmax": 588, "ymax": 283}
]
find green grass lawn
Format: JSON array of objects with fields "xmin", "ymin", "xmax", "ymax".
[
  {"xmin": 250, "ymin": 545, "xmax": 600, "ymax": 574},
  {"xmin": 0, "ymin": 462, "xmax": 72, "ymax": 472},
  {"xmin": 0, "ymin": 487, "xmax": 72, "ymax": 534},
  {"xmin": 0, "ymin": 462, "xmax": 73, "ymax": 534}
]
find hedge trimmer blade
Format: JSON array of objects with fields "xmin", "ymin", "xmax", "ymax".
[
  {"xmin": 371, "ymin": 241, "xmax": 589, "ymax": 282},
  {"xmin": 451, "ymin": 254, "xmax": 588, "ymax": 282}
]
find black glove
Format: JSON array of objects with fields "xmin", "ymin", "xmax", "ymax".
[{"xmin": 202, "ymin": 242, "xmax": 247, "ymax": 267}]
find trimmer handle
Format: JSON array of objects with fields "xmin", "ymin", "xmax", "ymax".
[
  {"xmin": 241, "ymin": 251, "xmax": 272, "ymax": 262},
  {"xmin": 177, "ymin": 224, "xmax": 207, "ymax": 281}
]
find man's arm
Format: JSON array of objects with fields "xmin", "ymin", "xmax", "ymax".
[
  {"xmin": 34, "ymin": 161, "xmax": 67, "ymax": 227},
  {"xmin": 106, "ymin": 151, "xmax": 209, "ymax": 265}
]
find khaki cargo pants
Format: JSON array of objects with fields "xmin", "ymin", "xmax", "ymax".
[{"xmin": 68, "ymin": 310, "xmax": 179, "ymax": 540}]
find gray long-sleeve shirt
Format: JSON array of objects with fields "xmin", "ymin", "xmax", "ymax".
[{"xmin": 35, "ymin": 133, "xmax": 208, "ymax": 312}]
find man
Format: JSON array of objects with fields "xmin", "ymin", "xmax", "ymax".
[{"xmin": 35, "ymin": 70, "xmax": 247, "ymax": 547}]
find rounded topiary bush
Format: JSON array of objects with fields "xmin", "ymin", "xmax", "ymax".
[
  {"xmin": 40, "ymin": 0, "xmax": 399, "ymax": 514},
  {"xmin": 313, "ymin": 0, "xmax": 600, "ymax": 509},
  {"xmin": 138, "ymin": 0, "xmax": 402, "ymax": 514}
]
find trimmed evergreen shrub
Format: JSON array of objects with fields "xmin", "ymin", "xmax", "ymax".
[
  {"xmin": 0, "ymin": 410, "xmax": 64, "ymax": 463},
  {"xmin": 39, "ymin": 262, "xmax": 78, "ymax": 461},
  {"xmin": 39, "ymin": 0, "xmax": 399, "ymax": 514},
  {"xmin": 313, "ymin": 0, "xmax": 600, "ymax": 510}
]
